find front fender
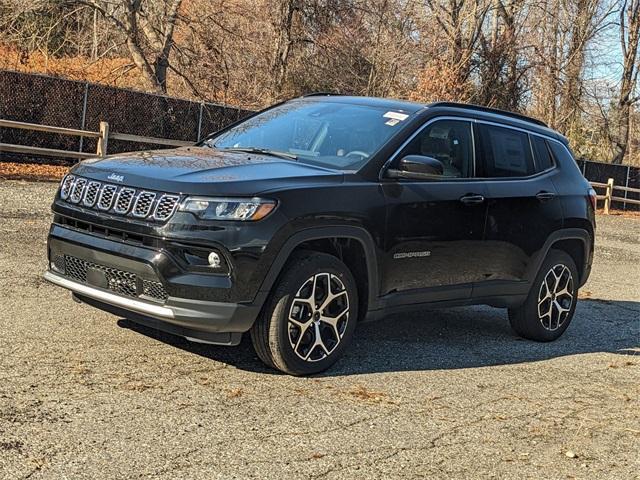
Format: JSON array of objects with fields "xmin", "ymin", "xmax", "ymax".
[{"xmin": 255, "ymin": 226, "xmax": 381, "ymax": 312}]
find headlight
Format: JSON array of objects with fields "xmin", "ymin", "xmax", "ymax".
[{"xmin": 179, "ymin": 197, "xmax": 276, "ymax": 221}]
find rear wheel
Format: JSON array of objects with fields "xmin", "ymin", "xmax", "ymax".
[
  {"xmin": 250, "ymin": 251, "xmax": 358, "ymax": 375},
  {"xmin": 509, "ymin": 249, "xmax": 579, "ymax": 342}
]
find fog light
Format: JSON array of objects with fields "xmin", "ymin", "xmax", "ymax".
[{"xmin": 208, "ymin": 252, "xmax": 221, "ymax": 268}]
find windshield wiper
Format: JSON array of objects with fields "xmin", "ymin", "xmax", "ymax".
[{"xmin": 219, "ymin": 147, "xmax": 298, "ymax": 161}]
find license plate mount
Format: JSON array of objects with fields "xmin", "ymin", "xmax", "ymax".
[{"xmin": 86, "ymin": 267, "xmax": 108, "ymax": 289}]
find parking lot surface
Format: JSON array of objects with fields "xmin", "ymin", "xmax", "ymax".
[{"xmin": 0, "ymin": 180, "xmax": 638, "ymax": 479}]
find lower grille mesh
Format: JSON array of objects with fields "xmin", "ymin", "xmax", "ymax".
[
  {"xmin": 61, "ymin": 255, "xmax": 167, "ymax": 302},
  {"xmin": 142, "ymin": 279, "xmax": 169, "ymax": 301}
]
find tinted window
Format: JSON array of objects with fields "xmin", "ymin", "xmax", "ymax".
[
  {"xmin": 477, "ymin": 124, "xmax": 534, "ymax": 177},
  {"xmin": 531, "ymin": 136, "xmax": 554, "ymax": 171},
  {"xmin": 208, "ymin": 100, "xmax": 410, "ymax": 170},
  {"xmin": 399, "ymin": 120, "xmax": 473, "ymax": 178}
]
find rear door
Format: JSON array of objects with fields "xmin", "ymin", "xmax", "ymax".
[{"xmin": 472, "ymin": 122, "xmax": 563, "ymax": 298}]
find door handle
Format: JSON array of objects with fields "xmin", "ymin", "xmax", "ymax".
[
  {"xmin": 536, "ymin": 191, "xmax": 556, "ymax": 201},
  {"xmin": 459, "ymin": 194, "xmax": 485, "ymax": 205}
]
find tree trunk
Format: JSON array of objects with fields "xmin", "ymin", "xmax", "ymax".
[
  {"xmin": 613, "ymin": 0, "xmax": 639, "ymax": 164},
  {"xmin": 272, "ymin": 0, "xmax": 299, "ymax": 98},
  {"xmin": 558, "ymin": 0, "xmax": 597, "ymax": 132}
]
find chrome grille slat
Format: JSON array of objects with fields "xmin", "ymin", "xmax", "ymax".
[
  {"xmin": 61, "ymin": 175, "xmax": 179, "ymax": 222},
  {"xmin": 153, "ymin": 195, "xmax": 180, "ymax": 221},
  {"xmin": 114, "ymin": 188, "xmax": 136, "ymax": 214},
  {"xmin": 82, "ymin": 181, "xmax": 101, "ymax": 207},
  {"xmin": 69, "ymin": 178, "xmax": 87, "ymax": 203},
  {"xmin": 97, "ymin": 184, "xmax": 118, "ymax": 210},
  {"xmin": 133, "ymin": 191, "xmax": 156, "ymax": 218},
  {"xmin": 60, "ymin": 175, "xmax": 75, "ymax": 200}
]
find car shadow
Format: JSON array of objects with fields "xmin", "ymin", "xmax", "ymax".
[{"xmin": 116, "ymin": 298, "xmax": 639, "ymax": 377}]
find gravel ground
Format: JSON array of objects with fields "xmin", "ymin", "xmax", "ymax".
[{"xmin": 0, "ymin": 179, "xmax": 638, "ymax": 480}]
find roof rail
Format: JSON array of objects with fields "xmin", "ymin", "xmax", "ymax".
[
  {"xmin": 428, "ymin": 102, "xmax": 547, "ymax": 127},
  {"xmin": 301, "ymin": 92, "xmax": 343, "ymax": 97}
]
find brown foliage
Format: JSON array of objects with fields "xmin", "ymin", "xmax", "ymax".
[
  {"xmin": 0, "ymin": 162, "xmax": 68, "ymax": 181},
  {"xmin": 409, "ymin": 60, "xmax": 474, "ymax": 104},
  {"xmin": 0, "ymin": 0, "xmax": 637, "ymax": 164},
  {"xmin": 0, "ymin": 43, "xmax": 145, "ymax": 90}
]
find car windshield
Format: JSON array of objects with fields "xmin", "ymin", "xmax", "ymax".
[{"xmin": 206, "ymin": 100, "xmax": 412, "ymax": 170}]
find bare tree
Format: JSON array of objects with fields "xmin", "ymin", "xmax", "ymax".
[
  {"xmin": 477, "ymin": 0, "xmax": 526, "ymax": 110},
  {"xmin": 77, "ymin": 0, "xmax": 183, "ymax": 93},
  {"xmin": 556, "ymin": 0, "xmax": 604, "ymax": 132},
  {"xmin": 1, "ymin": 0, "xmax": 637, "ymax": 164},
  {"xmin": 271, "ymin": 0, "xmax": 303, "ymax": 98},
  {"xmin": 613, "ymin": 0, "xmax": 640, "ymax": 164},
  {"xmin": 425, "ymin": 0, "xmax": 489, "ymax": 91}
]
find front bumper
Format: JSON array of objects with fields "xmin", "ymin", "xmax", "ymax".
[
  {"xmin": 44, "ymin": 271, "xmax": 256, "ymax": 345},
  {"xmin": 44, "ymin": 225, "xmax": 263, "ymax": 344}
]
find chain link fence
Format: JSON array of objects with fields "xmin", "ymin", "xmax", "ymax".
[
  {"xmin": 0, "ymin": 69, "xmax": 253, "ymax": 165},
  {"xmin": 576, "ymin": 159, "xmax": 640, "ymax": 210},
  {"xmin": 1, "ymin": 69, "xmax": 638, "ymax": 209}
]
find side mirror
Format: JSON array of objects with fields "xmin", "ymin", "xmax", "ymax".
[{"xmin": 386, "ymin": 155, "xmax": 444, "ymax": 180}]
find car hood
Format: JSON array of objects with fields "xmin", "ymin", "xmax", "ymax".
[{"xmin": 72, "ymin": 147, "xmax": 344, "ymax": 196}]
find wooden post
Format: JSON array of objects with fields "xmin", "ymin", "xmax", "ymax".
[
  {"xmin": 604, "ymin": 177, "xmax": 614, "ymax": 215},
  {"xmin": 97, "ymin": 121, "xmax": 109, "ymax": 157}
]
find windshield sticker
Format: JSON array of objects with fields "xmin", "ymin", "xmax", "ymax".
[
  {"xmin": 383, "ymin": 111, "xmax": 409, "ymax": 121},
  {"xmin": 385, "ymin": 118, "xmax": 401, "ymax": 126}
]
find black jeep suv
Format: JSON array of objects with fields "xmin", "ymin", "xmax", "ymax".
[{"xmin": 45, "ymin": 95, "xmax": 596, "ymax": 375}]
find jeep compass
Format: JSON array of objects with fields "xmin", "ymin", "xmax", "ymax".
[{"xmin": 44, "ymin": 95, "xmax": 596, "ymax": 375}]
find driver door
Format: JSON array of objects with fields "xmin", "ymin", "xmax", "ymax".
[{"xmin": 381, "ymin": 118, "xmax": 488, "ymax": 303}]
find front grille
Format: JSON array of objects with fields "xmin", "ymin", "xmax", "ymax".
[
  {"xmin": 58, "ymin": 216, "xmax": 152, "ymax": 246},
  {"xmin": 114, "ymin": 188, "xmax": 136, "ymax": 214},
  {"xmin": 133, "ymin": 191, "xmax": 156, "ymax": 217},
  {"xmin": 154, "ymin": 195, "xmax": 180, "ymax": 221},
  {"xmin": 70, "ymin": 178, "xmax": 87, "ymax": 203},
  {"xmin": 60, "ymin": 175, "xmax": 75, "ymax": 200},
  {"xmin": 52, "ymin": 253, "xmax": 65, "ymax": 273},
  {"xmin": 59, "ymin": 175, "xmax": 180, "ymax": 223},
  {"xmin": 142, "ymin": 279, "xmax": 169, "ymax": 301},
  {"xmin": 97, "ymin": 185, "xmax": 118, "ymax": 210},
  {"xmin": 60, "ymin": 255, "xmax": 168, "ymax": 302},
  {"xmin": 83, "ymin": 181, "xmax": 101, "ymax": 207}
]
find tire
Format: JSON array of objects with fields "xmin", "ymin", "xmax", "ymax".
[
  {"xmin": 250, "ymin": 251, "xmax": 358, "ymax": 375},
  {"xmin": 508, "ymin": 249, "xmax": 579, "ymax": 342}
]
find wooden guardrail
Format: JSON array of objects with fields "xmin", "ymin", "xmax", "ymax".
[
  {"xmin": 591, "ymin": 178, "xmax": 640, "ymax": 214},
  {"xmin": 0, "ymin": 119, "xmax": 192, "ymax": 160},
  {"xmin": 2, "ymin": 118, "xmax": 639, "ymax": 214}
]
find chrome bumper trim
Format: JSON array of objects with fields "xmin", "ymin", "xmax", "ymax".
[{"xmin": 43, "ymin": 270, "xmax": 174, "ymax": 319}]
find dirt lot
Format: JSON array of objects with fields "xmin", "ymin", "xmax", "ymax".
[{"xmin": 0, "ymin": 179, "xmax": 638, "ymax": 480}]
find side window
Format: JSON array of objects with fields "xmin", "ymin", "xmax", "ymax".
[
  {"xmin": 476, "ymin": 124, "xmax": 534, "ymax": 177},
  {"xmin": 531, "ymin": 136, "xmax": 554, "ymax": 172},
  {"xmin": 399, "ymin": 120, "xmax": 473, "ymax": 178}
]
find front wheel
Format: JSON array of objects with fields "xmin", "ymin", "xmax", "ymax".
[
  {"xmin": 250, "ymin": 251, "xmax": 358, "ymax": 375},
  {"xmin": 509, "ymin": 249, "xmax": 579, "ymax": 342}
]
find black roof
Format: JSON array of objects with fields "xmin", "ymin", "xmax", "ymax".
[
  {"xmin": 297, "ymin": 94, "xmax": 425, "ymax": 114},
  {"xmin": 427, "ymin": 101, "xmax": 547, "ymax": 127},
  {"xmin": 301, "ymin": 92, "xmax": 567, "ymax": 137}
]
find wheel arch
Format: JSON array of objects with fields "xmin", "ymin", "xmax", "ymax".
[
  {"xmin": 257, "ymin": 226, "xmax": 380, "ymax": 315},
  {"xmin": 526, "ymin": 228, "xmax": 593, "ymax": 287}
]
